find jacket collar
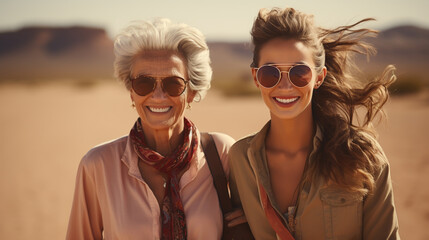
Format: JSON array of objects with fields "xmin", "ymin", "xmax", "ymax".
[
  {"xmin": 247, "ymin": 121, "xmax": 272, "ymax": 195},
  {"xmin": 246, "ymin": 121, "xmax": 323, "ymax": 210}
]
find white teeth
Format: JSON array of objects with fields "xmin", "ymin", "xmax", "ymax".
[
  {"xmin": 148, "ymin": 107, "xmax": 170, "ymax": 113},
  {"xmin": 275, "ymin": 97, "xmax": 299, "ymax": 103}
]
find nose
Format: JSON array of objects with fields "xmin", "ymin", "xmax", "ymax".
[
  {"xmin": 277, "ymin": 72, "xmax": 294, "ymax": 89},
  {"xmin": 151, "ymin": 80, "xmax": 167, "ymax": 99}
]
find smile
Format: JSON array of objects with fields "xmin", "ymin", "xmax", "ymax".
[
  {"xmin": 147, "ymin": 106, "xmax": 171, "ymax": 113},
  {"xmin": 274, "ymin": 97, "xmax": 299, "ymax": 104}
]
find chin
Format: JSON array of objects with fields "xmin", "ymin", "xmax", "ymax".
[
  {"xmin": 150, "ymin": 121, "xmax": 176, "ymax": 130},
  {"xmin": 272, "ymin": 111, "xmax": 301, "ymax": 120},
  {"xmin": 139, "ymin": 117, "xmax": 173, "ymax": 129},
  {"xmin": 271, "ymin": 102, "xmax": 312, "ymax": 120}
]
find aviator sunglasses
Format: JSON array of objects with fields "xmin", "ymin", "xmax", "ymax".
[
  {"xmin": 254, "ymin": 63, "xmax": 314, "ymax": 88},
  {"xmin": 130, "ymin": 75, "xmax": 188, "ymax": 97}
]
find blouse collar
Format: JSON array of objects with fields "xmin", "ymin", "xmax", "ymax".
[{"xmin": 120, "ymin": 127, "xmax": 204, "ymax": 190}]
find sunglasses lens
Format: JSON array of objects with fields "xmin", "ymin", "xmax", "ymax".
[
  {"xmin": 132, "ymin": 76, "xmax": 156, "ymax": 96},
  {"xmin": 163, "ymin": 77, "xmax": 187, "ymax": 97},
  {"xmin": 289, "ymin": 65, "xmax": 312, "ymax": 87},
  {"xmin": 257, "ymin": 65, "xmax": 280, "ymax": 88}
]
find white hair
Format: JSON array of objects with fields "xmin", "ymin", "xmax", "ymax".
[{"xmin": 114, "ymin": 18, "xmax": 212, "ymax": 101}]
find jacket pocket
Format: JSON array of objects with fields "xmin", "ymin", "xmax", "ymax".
[{"xmin": 320, "ymin": 188, "xmax": 363, "ymax": 240}]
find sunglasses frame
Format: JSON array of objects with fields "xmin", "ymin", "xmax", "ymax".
[
  {"xmin": 130, "ymin": 75, "xmax": 189, "ymax": 97},
  {"xmin": 253, "ymin": 63, "xmax": 315, "ymax": 89}
]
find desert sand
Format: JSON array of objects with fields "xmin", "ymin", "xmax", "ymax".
[{"xmin": 0, "ymin": 81, "xmax": 428, "ymax": 239}]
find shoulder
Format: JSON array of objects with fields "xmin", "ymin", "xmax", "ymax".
[
  {"xmin": 373, "ymin": 160, "xmax": 391, "ymax": 187},
  {"xmin": 228, "ymin": 134, "xmax": 257, "ymax": 170},
  {"xmin": 208, "ymin": 132, "xmax": 235, "ymax": 149},
  {"xmin": 359, "ymin": 131, "xmax": 390, "ymax": 177},
  {"xmin": 355, "ymin": 132, "xmax": 393, "ymax": 195},
  {"xmin": 229, "ymin": 134, "xmax": 255, "ymax": 157},
  {"xmin": 204, "ymin": 132, "xmax": 235, "ymax": 162},
  {"xmin": 80, "ymin": 135, "xmax": 128, "ymax": 169}
]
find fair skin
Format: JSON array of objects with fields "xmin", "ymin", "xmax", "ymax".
[
  {"xmin": 130, "ymin": 50, "xmax": 195, "ymax": 156},
  {"xmin": 130, "ymin": 49, "xmax": 245, "ymax": 226},
  {"xmin": 252, "ymin": 38, "xmax": 327, "ymax": 213},
  {"xmin": 130, "ymin": 50, "xmax": 195, "ymax": 204}
]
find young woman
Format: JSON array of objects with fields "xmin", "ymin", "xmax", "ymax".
[{"xmin": 229, "ymin": 7, "xmax": 400, "ymax": 240}]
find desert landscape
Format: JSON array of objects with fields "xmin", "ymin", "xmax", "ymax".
[
  {"xmin": 0, "ymin": 81, "xmax": 428, "ymax": 239},
  {"xmin": 0, "ymin": 23, "xmax": 428, "ymax": 239}
]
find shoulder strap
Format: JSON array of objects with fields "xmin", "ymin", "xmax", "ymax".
[{"xmin": 200, "ymin": 132, "xmax": 233, "ymax": 214}]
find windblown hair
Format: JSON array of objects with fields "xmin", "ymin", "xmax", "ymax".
[
  {"xmin": 251, "ymin": 7, "xmax": 396, "ymax": 194},
  {"xmin": 114, "ymin": 18, "xmax": 212, "ymax": 101}
]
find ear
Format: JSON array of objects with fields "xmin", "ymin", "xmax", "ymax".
[
  {"xmin": 314, "ymin": 66, "xmax": 327, "ymax": 89},
  {"xmin": 251, "ymin": 68, "xmax": 260, "ymax": 88},
  {"xmin": 187, "ymin": 89, "xmax": 197, "ymax": 103},
  {"xmin": 130, "ymin": 90, "xmax": 134, "ymax": 102}
]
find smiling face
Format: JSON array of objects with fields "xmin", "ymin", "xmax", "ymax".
[
  {"xmin": 130, "ymin": 50, "xmax": 195, "ymax": 131},
  {"xmin": 253, "ymin": 38, "xmax": 325, "ymax": 121}
]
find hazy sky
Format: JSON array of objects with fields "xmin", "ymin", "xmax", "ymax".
[{"xmin": 1, "ymin": 0, "xmax": 428, "ymax": 41}]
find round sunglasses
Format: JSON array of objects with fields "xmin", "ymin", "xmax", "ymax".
[
  {"xmin": 130, "ymin": 75, "xmax": 188, "ymax": 97},
  {"xmin": 254, "ymin": 63, "xmax": 315, "ymax": 88}
]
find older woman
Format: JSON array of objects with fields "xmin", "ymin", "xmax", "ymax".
[{"xmin": 66, "ymin": 19, "xmax": 238, "ymax": 240}]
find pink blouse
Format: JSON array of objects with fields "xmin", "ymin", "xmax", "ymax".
[{"xmin": 66, "ymin": 130, "xmax": 235, "ymax": 240}]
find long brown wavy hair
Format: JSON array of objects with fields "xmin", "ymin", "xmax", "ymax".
[{"xmin": 250, "ymin": 7, "xmax": 396, "ymax": 194}]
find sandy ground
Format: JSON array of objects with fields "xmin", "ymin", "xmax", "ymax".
[{"xmin": 0, "ymin": 82, "xmax": 428, "ymax": 239}]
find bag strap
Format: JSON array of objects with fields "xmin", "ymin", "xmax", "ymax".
[
  {"xmin": 201, "ymin": 132, "xmax": 256, "ymax": 240},
  {"xmin": 200, "ymin": 132, "xmax": 233, "ymax": 214}
]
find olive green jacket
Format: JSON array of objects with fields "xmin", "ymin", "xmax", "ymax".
[{"xmin": 229, "ymin": 122, "xmax": 400, "ymax": 240}]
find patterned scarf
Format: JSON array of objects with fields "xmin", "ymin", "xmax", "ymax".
[
  {"xmin": 130, "ymin": 117, "xmax": 198, "ymax": 240},
  {"xmin": 259, "ymin": 183, "xmax": 296, "ymax": 240}
]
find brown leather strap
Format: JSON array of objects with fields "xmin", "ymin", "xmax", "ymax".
[
  {"xmin": 201, "ymin": 132, "xmax": 255, "ymax": 240},
  {"xmin": 200, "ymin": 132, "xmax": 233, "ymax": 214}
]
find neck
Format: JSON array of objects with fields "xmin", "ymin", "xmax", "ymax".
[
  {"xmin": 140, "ymin": 119, "xmax": 185, "ymax": 156},
  {"xmin": 267, "ymin": 107, "xmax": 315, "ymax": 154}
]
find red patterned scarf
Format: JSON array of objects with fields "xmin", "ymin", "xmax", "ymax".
[
  {"xmin": 259, "ymin": 183, "xmax": 296, "ymax": 240},
  {"xmin": 130, "ymin": 117, "xmax": 198, "ymax": 240}
]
